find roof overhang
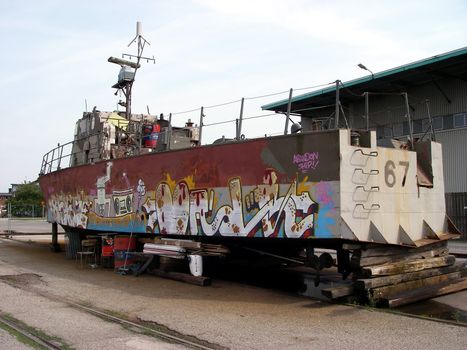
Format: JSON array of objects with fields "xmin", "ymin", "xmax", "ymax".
[{"xmin": 262, "ymin": 47, "xmax": 467, "ymax": 113}]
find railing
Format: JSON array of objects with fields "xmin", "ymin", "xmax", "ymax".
[
  {"xmin": 39, "ymin": 81, "xmax": 439, "ymax": 176},
  {"xmin": 39, "ymin": 141, "xmax": 74, "ymax": 175},
  {"xmin": 39, "ymin": 83, "xmax": 336, "ymax": 175}
]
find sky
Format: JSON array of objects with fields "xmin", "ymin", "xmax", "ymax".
[{"xmin": 0, "ymin": 0, "xmax": 466, "ymax": 191}]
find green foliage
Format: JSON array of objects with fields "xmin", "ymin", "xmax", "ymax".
[{"xmin": 7, "ymin": 182, "xmax": 44, "ymax": 217}]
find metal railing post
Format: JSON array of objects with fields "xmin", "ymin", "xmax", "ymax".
[
  {"xmin": 365, "ymin": 92, "xmax": 370, "ymax": 130},
  {"xmin": 198, "ymin": 107, "xmax": 204, "ymax": 145},
  {"xmin": 48, "ymin": 148, "xmax": 56, "ymax": 173},
  {"xmin": 57, "ymin": 143, "xmax": 63, "ymax": 170},
  {"xmin": 167, "ymin": 113, "xmax": 173, "ymax": 150},
  {"xmin": 284, "ymin": 88, "xmax": 293, "ymax": 135},
  {"xmin": 403, "ymin": 92, "xmax": 414, "ymax": 148},
  {"xmin": 425, "ymin": 99, "xmax": 436, "ymax": 141},
  {"xmin": 237, "ymin": 98, "xmax": 244, "ymax": 140},
  {"xmin": 335, "ymin": 80, "xmax": 340, "ymax": 129}
]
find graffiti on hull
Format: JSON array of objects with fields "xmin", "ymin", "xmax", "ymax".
[
  {"xmin": 48, "ymin": 194, "xmax": 92, "ymax": 228},
  {"xmin": 47, "ymin": 164, "xmax": 335, "ymax": 239},
  {"xmin": 142, "ymin": 170, "xmax": 318, "ymax": 238}
]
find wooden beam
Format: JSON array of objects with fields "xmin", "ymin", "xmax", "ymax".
[
  {"xmin": 352, "ymin": 247, "xmax": 449, "ymax": 268},
  {"xmin": 321, "ymin": 284, "xmax": 355, "ymax": 299},
  {"xmin": 386, "ymin": 277, "xmax": 467, "ymax": 308},
  {"xmin": 355, "ymin": 263, "xmax": 465, "ymax": 290},
  {"xmin": 358, "ymin": 255, "xmax": 455, "ymax": 278},
  {"xmin": 356, "ymin": 241, "xmax": 447, "ymax": 258},
  {"xmin": 371, "ymin": 271, "xmax": 462, "ymax": 299}
]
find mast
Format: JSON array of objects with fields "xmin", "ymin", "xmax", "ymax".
[{"xmin": 108, "ymin": 22, "xmax": 155, "ymax": 119}]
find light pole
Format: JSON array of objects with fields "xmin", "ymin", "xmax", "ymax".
[{"xmin": 358, "ymin": 63, "xmax": 374, "ymax": 79}]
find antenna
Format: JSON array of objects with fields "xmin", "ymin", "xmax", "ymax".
[
  {"xmin": 124, "ymin": 21, "xmax": 156, "ymax": 65},
  {"xmin": 108, "ymin": 22, "xmax": 155, "ymax": 119}
]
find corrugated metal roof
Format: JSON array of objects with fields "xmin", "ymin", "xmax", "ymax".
[{"xmin": 262, "ymin": 46, "xmax": 467, "ymax": 111}]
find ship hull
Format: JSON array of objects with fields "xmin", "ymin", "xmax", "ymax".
[{"xmin": 39, "ymin": 129, "xmax": 457, "ymax": 248}]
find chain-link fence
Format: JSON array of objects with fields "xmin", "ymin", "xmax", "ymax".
[
  {"xmin": 5, "ymin": 203, "xmax": 45, "ymax": 219},
  {"xmin": 1, "ymin": 203, "xmax": 47, "ymax": 236}
]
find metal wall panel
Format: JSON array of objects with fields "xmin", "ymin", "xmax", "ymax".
[
  {"xmin": 436, "ymin": 128, "xmax": 467, "ymax": 193},
  {"xmin": 445, "ymin": 193, "xmax": 467, "ymax": 238},
  {"xmin": 345, "ymin": 77, "xmax": 467, "ymax": 129}
]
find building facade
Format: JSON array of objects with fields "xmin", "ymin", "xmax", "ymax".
[{"xmin": 263, "ymin": 47, "xmax": 467, "ymax": 237}]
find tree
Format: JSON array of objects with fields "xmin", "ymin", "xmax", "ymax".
[{"xmin": 7, "ymin": 182, "xmax": 44, "ymax": 217}]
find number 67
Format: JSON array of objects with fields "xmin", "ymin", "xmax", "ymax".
[{"xmin": 385, "ymin": 160, "xmax": 409, "ymax": 187}]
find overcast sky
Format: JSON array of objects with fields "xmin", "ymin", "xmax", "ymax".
[{"xmin": 0, "ymin": 0, "xmax": 466, "ymax": 191}]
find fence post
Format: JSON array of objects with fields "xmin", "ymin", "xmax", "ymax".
[{"xmin": 7, "ymin": 202, "xmax": 11, "ymax": 235}]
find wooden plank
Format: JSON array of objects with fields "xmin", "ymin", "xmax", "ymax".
[
  {"xmin": 371, "ymin": 271, "xmax": 462, "ymax": 299},
  {"xmin": 355, "ymin": 263, "xmax": 465, "ymax": 290},
  {"xmin": 358, "ymin": 255, "xmax": 456, "ymax": 278},
  {"xmin": 386, "ymin": 277, "xmax": 467, "ymax": 308},
  {"xmin": 352, "ymin": 247, "xmax": 449, "ymax": 267},
  {"xmin": 321, "ymin": 284, "xmax": 354, "ymax": 299},
  {"xmin": 149, "ymin": 269, "xmax": 211, "ymax": 286},
  {"xmin": 342, "ymin": 243, "xmax": 366, "ymax": 250},
  {"xmin": 159, "ymin": 238, "xmax": 202, "ymax": 249},
  {"xmin": 356, "ymin": 241, "xmax": 447, "ymax": 258}
]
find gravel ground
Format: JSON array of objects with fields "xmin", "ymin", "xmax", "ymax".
[
  {"xmin": 0, "ymin": 327, "xmax": 33, "ymax": 350},
  {"xmin": 0, "ymin": 237, "xmax": 466, "ymax": 350}
]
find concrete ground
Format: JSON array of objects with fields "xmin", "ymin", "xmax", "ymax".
[
  {"xmin": 0, "ymin": 228, "xmax": 466, "ymax": 349},
  {"xmin": 0, "ymin": 218, "xmax": 65, "ymax": 234}
]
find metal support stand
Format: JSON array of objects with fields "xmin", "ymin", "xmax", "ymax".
[{"xmin": 50, "ymin": 222, "xmax": 60, "ymax": 252}]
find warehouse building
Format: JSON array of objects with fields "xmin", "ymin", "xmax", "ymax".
[{"xmin": 263, "ymin": 47, "xmax": 467, "ymax": 238}]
